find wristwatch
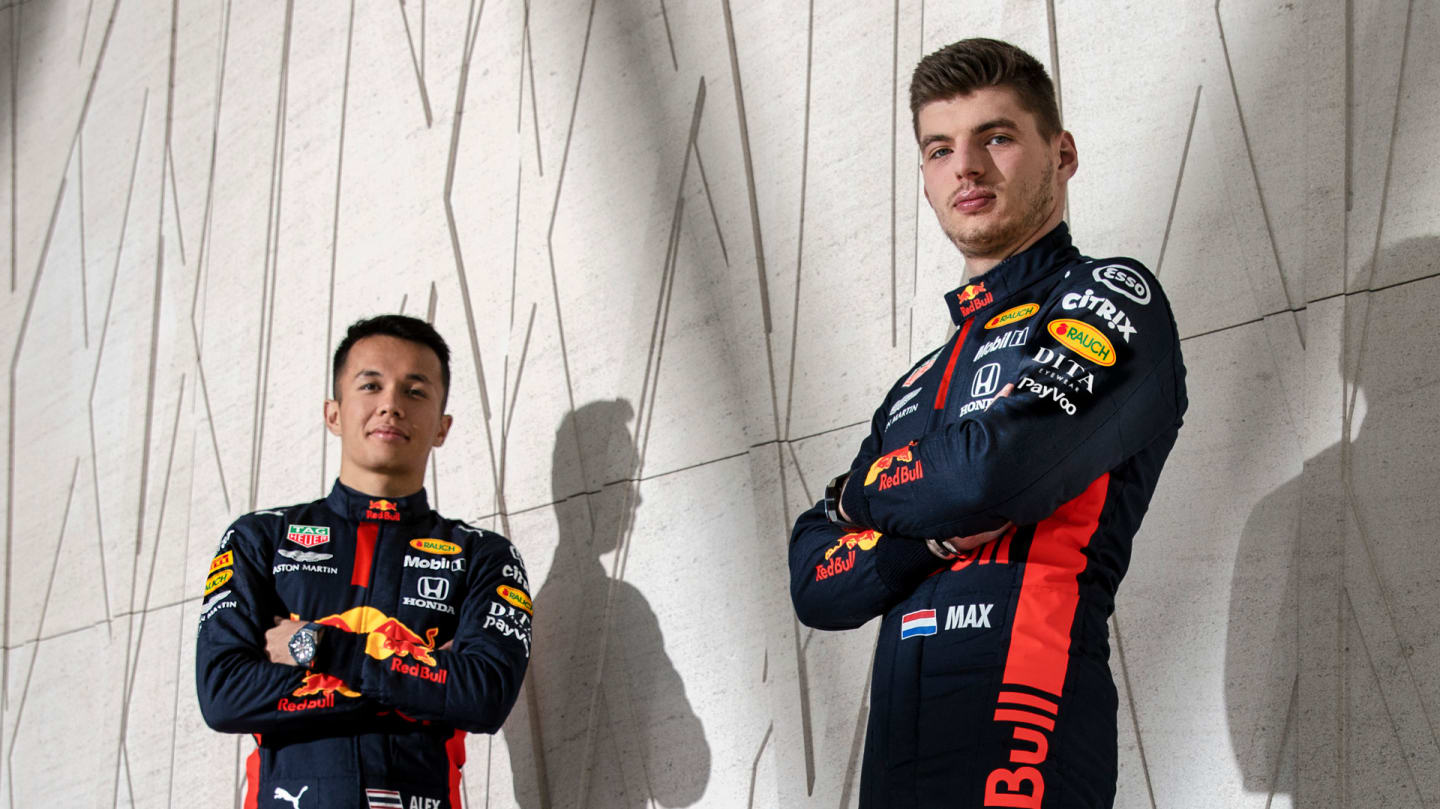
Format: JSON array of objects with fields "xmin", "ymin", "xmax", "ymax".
[
  {"xmin": 288, "ymin": 622, "xmax": 325, "ymax": 667},
  {"xmin": 824, "ymin": 472, "xmax": 859, "ymax": 529}
]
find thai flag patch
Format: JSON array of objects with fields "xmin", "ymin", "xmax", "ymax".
[
  {"xmin": 365, "ymin": 789, "xmax": 404, "ymax": 809},
  {"xmin": 900, "ymin": 609, "xmax": 937, "ymax": 639}
]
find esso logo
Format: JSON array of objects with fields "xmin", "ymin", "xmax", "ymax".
[{"xmin": 1092, "ymin": 264, "xmax": 1151, "ymax": 305}]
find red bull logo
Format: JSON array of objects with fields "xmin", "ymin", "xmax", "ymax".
[
  {"xmin": 365, "ymin": 499, "xmax": 402, "ymax": 521},
  {"xmin": 291, "ymin": 671, "xmax": 360, "ymax": 699},
  {"xmin": 367, "ymin": 617, "xmax": 441, "ymax": 667},
  {"xmin": 823, "ymin": 529, "xmax": 881, "ymax": 560},
  {"xmin": 957, "ymin": 283, "xmax": 994, "ymax": 317},
  {"xmin": 815, "ymin": 530, "xmax": 882, "ymax": 580},
  {"xmin": 864, "ymin": 443, "xmax": 918, "ymax": 487},
  {"xmin": 311, "ymin": 606, "xmax": 445, "ymax": 672}
]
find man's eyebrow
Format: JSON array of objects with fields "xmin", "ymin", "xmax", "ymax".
[
  {"xmin": 972, "ymin": 117, "xmax": 1019, "ymax": 135},
  {"xmin": 919, "ymin": 133, "xmax": 951, "ymax": 150},
  {"xmin": 351, "ymin": 369, "xmax": 433, "ymax": 384}
]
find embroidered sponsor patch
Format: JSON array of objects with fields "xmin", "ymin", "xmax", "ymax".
[
  {"xmin": 984, "ymin": 303, "xmax": 1039, "ymax": 329},
  {"xmin": 498, "ymin": 584, "xmax": 533, "ymax": 614},
  {"xmin": 1092, "ymin": 263, "xmax": 1151, "ymax": 305},
  {"xmin": 204, "ymin": 569, "xmax": 232, "ymax": 596},
  {"xmin": 286, "ymin": 525, "xmax": 331, "ymax": 547},
  {"xmin": 410, "ymin": 538, "xmax": 462, "ymax": 555},
  {"xmin": 1047, "ymin": 319, "xmax": 1115, "ymax": 366},
  {"xmin": 208, "ymin": 551, "xmax": 234, "ymax": 574}
]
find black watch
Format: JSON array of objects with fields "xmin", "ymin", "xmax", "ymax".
[
  {"xmin": 288, "ymin": 622, "xmax": 324, "ymax": 667},
  {"xmin": 824, "ymin": 472, "xmax": 861, "ymax": 530}
]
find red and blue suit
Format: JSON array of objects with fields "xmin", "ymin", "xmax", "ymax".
[
  {"xmin": 196, "ymin": 481, "xmax": 531, "ymax": 809},
  {"xmin": 790, "ymin": 223, "xmax": 1187, "ymax": 808}
]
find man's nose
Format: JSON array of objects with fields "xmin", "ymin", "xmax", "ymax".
[
  {"xmin": 953, "ymin": 142, "xmax": 987, "ymax": 179},
  {"xmin": 377, "ymin": 390, "xmax": 404, "ymax": 416}
]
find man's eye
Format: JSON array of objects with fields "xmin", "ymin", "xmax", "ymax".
[
  {"xmin": 927, "ymin": 146, "xmax": 951, "ymax": 161},
  {"xmin": 986, "ymin": 134, "xmax": 1012, "ymax": 146},
  {"xmin": 359, "ymin": 382, "xmax": 379, "ymax": 391},
  {"xmin": 408, "ymin": 388, "xmax": 427, "ymax": 398}
]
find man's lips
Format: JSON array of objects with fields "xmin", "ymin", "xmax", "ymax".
[
  {"xmin": 953, "ymin": 189, "xmax": 996, "ymax": 212},
  {"xmin": 368, "ymin": 425, "xmax": 410, "ymax": 441}
]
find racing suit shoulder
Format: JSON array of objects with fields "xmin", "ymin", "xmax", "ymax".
[{"xmin": 839, "ymin": 252, "xmax": 1187, "ymax": 538}]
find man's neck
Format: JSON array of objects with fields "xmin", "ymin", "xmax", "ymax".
[{"xmin": 337, "ymin": 466, "xmax": 424, "ymax": 499}]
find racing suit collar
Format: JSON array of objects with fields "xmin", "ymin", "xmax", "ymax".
[
  {"xmin": 944, "ymin": 222, "xmax": 1081, "ymax": 325},
  {"xmin": 325, "ymin": 479, "xmax": 431, "ymax": 523}
]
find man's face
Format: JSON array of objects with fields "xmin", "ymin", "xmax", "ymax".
[
  {"xmin": 918, "ymin": 86, "xmax": 1075, "ymax": 262},
  {"xmin": 325, "ymin": 335, "xmax": 451, "ymax": 485}
]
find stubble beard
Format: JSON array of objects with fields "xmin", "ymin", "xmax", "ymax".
[{"xmin": 941, "ymin": 160, "xmax": 1056, "ymax": 260}]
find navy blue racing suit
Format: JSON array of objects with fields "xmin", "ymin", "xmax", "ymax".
[
  {"xmin": 196, "ymin": 481, "xmax": 532, "ymax": 809},
  {"xmin": 790, "ymin": 224, "xmax": 1186, "ymax": 808}
]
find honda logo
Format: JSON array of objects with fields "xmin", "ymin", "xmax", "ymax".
[
  {"xmin": 971, "ymin": 362, "xmax": 1001, "ymax": 398},
  {"xmin": 417, "ymin": 576, "xmax": 450, "ymax": 601}
]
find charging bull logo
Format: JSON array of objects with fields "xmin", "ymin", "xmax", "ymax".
[
  {"xmin": 311, "ymin": 606, "xmax": 443, "ymax": 668},
  {"xmin": 823, "ymin": 529, "xmax": 881, "ymax": 560},
  {"xmin": 291, "ymin": 671, "xmax": 361, "ymax": 699},
  {"xmin": 864, "ymin": 442, "xmax": 924, "ymax": 491},
  {"xmin": 815, "ymin": 529, "xmax": 882, "ymax": 582}
]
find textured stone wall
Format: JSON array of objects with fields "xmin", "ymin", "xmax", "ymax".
[{"xmin": 1, "ymin": 1, "xmax": 1436, "ymax": 807}]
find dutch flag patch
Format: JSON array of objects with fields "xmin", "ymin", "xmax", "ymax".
[{"xmin": 900, "ymin": 609, "xmax": 937, "ymax": 639}]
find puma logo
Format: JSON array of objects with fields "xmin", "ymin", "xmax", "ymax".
[{"xmin": 274, "ymin": 786, "xmax": 308, "ymax": 809}]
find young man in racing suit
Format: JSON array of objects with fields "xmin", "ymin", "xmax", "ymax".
[
  {"xmin": 196, "ymin": 315, "xmax": 532, "ymax": 809},
  {"xmin": 789, "ymin": 39, "xmax": 1187, "ymax": 808}
]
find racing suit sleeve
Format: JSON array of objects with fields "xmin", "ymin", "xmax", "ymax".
[
  {"xmin": 195, "ymin": 520, "xmax": 382, "ymax": 733},
  {"xmin": 789, "ymin": 400, "xmax": 950, "ymax": 630},
  {"xmin": 839, "ymin": 272, "xmax": 1186, "ymax": 540},
  {"xmin": 311, "ymin": 534, "xmax": 530, "ymax": 734}
]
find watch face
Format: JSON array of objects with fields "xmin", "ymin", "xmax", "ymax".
[{"xmin": 289, "ymin": 628, "xmax": 316, "ymax": 665}]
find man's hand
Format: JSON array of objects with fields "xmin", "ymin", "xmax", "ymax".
[
  {"xmin": 938, "ymin": 521, "xmax": 1013, "ymax": 553},
  {"xmin": 266, "ymin": 618, "xmax": 307, "ymax": 666}
]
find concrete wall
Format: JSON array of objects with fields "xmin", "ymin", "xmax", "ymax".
[{"xmin": 1, "ymin": 1, "xmax": 1436, "ymax": 806}]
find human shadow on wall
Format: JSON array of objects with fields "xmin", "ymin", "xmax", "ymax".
[
  {"xmin": 1227, "ymin": 236, "xmax": 1440, "ymax": 800},
  {"xmin": 507, "ymin": 399, "xmax": 711, "ymax": 808}
]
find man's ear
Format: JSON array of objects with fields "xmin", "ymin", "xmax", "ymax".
[
  {"xmin": 431, "ymin": 413, "xmax": 453, "ymax": 448},
  {"xmin": 324, "ymin": 399, "xmax": 343, "ymax": 436},
  {"xmin": 1056, "ymin": 130, "xmax": 1078, "ymax": 181}
]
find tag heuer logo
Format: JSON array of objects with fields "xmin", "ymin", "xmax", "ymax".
[{"xmin": 286, "ymin": 524, "xmax": 331, "ymax": 548}]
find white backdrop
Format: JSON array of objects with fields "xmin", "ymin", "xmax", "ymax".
[{"xmin": 1, "ymin": 1, "xmax": 1437, "ymax": 807}]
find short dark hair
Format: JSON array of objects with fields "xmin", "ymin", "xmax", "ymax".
[
  {"xmin": 909, "ymin": 38, "xmax": 1061, "ymax": 141},
  {"xmin": 332, "ymin": 314, "xmax": 452, "ymax": 408}
]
